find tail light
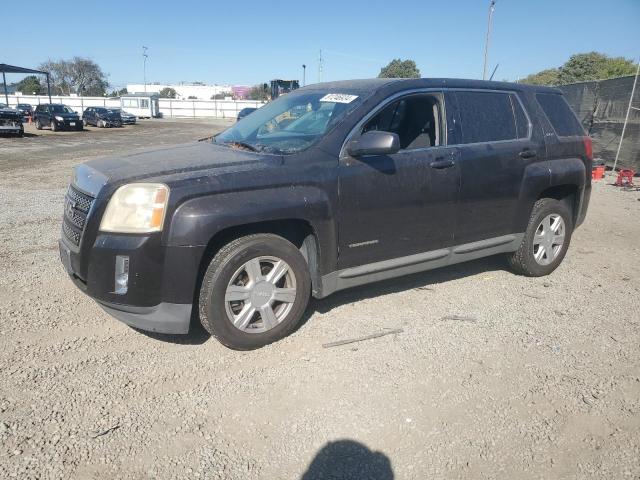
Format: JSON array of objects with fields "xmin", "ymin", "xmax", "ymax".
[{"xmin": 583, "ymin": 136, "xmax": 593, "ymax": 162}]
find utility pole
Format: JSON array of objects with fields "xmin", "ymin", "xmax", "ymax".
[
  {"xmin": 143, "ymin": 46, "xmax": 149, "ymax": 92},
  {"xmin": 318, "ymin": 50, "xmax": 323, "ymax": 83},
  {"xmin": 302, "ymin": 64, "xmax": 306, "ymax": 86},
  {"xmin": 482, "ymin": 0, "xmax": 496, "ymax": 80}
]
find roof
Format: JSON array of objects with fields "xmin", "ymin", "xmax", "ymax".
[
  {"xmin": 300, "ymin": 78, "xmax": 560, "ymax": 94},
  {"xmin": 0, "ymin": 64, "xmax": 48, "ymax": 75},
  {"xmin": 121, "ymin": 92, "xmax": 160, "ymax": 98}
]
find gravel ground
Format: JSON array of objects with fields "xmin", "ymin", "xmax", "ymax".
[{"xmin": 1, "ymin": 121, "xmax": 639, "ymax": 479}]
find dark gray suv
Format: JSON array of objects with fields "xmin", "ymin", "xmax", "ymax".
[{"xmin": 60, "ymin": 78, "xmax": 591, "ymax": 350}]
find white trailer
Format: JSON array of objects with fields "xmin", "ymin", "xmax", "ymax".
[{"xmin": 120, "ymin": 93, "xmax": 160, "ymax": 118}]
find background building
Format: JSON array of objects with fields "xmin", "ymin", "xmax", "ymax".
[{"xmin": 126, "ymin": 83, "xmax": 232, "ymax": 100}]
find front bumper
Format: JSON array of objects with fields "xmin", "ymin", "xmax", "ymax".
[
  {"xmin": 59, "ymin": 233, "xmax": 204, "ymax": 335},
  {"xmin": 56, "ymin": 119, "xmax": 82, "ymax": 130}
]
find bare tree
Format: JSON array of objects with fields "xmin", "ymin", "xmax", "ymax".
[{"xmin": 39, "ymin": 57, "xmax": 109, "ymax": 96}]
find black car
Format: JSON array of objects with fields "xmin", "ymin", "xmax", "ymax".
[
  {"xmin": 60, "ymin": 78, "xmax": 591, "ymax": 350},
  {"xmin": 16, "ymin": 103, "xmax": 33, "ymax": 119},
  {"xmin": 237, "ymin": 107, "xmax": 257, "ymax": 120},
  {"xmin": 34, "ymin": 104, "xmax": 82, "ymax": 131},
  {"xmin": 82, "ymin": 107, "xmax": 122, "ymax": 128},
  {"xmin": 0, "ymin": 104, "xmax": 24, "ymax": 136},
  {"xmin": 111, "ymin": 108, "xmax": 136, "ymax": 125}
]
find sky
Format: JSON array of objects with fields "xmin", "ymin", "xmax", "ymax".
[{"xmin": 4, "ymin": 0, "xmax": 639, "ymax": 90}]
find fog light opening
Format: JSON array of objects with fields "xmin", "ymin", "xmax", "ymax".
[{"xmin": 115, "ymin": 255, "xmax": 129, "ymax": 295}]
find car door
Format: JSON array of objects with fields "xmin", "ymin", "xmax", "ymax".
[
  {"xmin": 337, "ymin": 91, "xmax": 460, "ymax": 269},
  {"xmin": 446, "ymin": 89, "xmax": 535, "ymax": 244}
]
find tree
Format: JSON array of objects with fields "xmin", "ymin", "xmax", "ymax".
[
  {"xmin": 521, "ymin": 52, "xmax": 637, "ymax": 86},
  {"xmin": 109, "ymin": 88, "xmax": 128, "ymax": 97},
  {"xmin": 249, "ymin": 84, "xmax": 269, "ymax": 101},
  {"xmin": 211, "ymin": 93, "xmax": 228, "ymax": 100},
  {"xmin": 378, "ymin": 59, "xmax": 420, "ymax": 79},
  {"xmin": 159, "ymin": 87, "xmax": 177, "ymax": 99},
  {"xmin": 39, "ymin": 57, "xmax": 109, "ymax": 96},
  {"xmin": 520, "ymin": 68, "xmax": 561, "ymax": 86},
  {"xmin": 15, "ymin": 75, "xmax": 45, "ymax": 95}
]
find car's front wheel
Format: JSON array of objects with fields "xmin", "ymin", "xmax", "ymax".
[
  {"xmin": 507, "ymin": 198, "xmax": 573, "ymax": 277},
  {"xmin": 50, "ymin": 119, "xmax": 58, "ymax": 132},
  {"xmin": 199, "ymin": 234, "xmax": 311, "ymax": 350}
]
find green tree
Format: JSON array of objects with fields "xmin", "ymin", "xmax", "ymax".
[
  {"xmin": 249, "ymin": 84, "xmax": 269, "ymax": 101},
  {"xmin": 159, "ymin": 87, "xmax": 177, "ymax": 98},
  {"xmin": 521, "ymin": 52, "xmax": 637, "ymax": 86},
  {"xmin": 15, "ymin": 75, "xmax": 45, "ymax": 94},
  {"xmin": 520, "ymin": 68, "xmax": 561, "ymax": 86},
  {"xmin": 378, "ymin": 59, "xmax": 421, "ymax": 79}
]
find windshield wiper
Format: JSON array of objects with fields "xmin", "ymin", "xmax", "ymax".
[{"xmin": 223, "ymin": 141, "xmax": 260, "ymax": 152}]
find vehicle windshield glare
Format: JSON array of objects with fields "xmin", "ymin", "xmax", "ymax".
[
  {"xmin": 215, "ymin": 91, "xmax": 363, "ymax": 154},
  {"xmin": 51, "ymin": 105, "xmax": 76, "ymax": 114}
]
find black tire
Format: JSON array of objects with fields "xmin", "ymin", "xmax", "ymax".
[
  {"xmin": 18, "ymin": 127, "xmax": 24, "ymax": 137},
  {"xmin": 35, "ymin": 119, "xmax": 42, "ymax": 130},
  {"xmin": 83, "ymin": 119, "xmax": 88, "ymax": 127},
  {"xmin": 507, "ymin": 198, "xmax": 573, "ymax": 277},
  {"xmin": 199, "ymin": 234, "xmax": 311, "ymax": 350},
  {"xmin": 51, "ymin": 119, "xmax": 58, "ymax": 132}
]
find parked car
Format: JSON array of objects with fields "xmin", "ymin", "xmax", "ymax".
[
  {"xmin": 111, "ymin": 108, "xmax": 136, "ymax": 125},
  {"xmin": 34, "ymin": 104, "xmax": 82, "ymax": 131},
  {"xmin": 82, "ymin": 107, "xmax": 122, "ymax": 128},
  {"xmin": 0, "ymin": 104, "xmax": 24, "ymax": 136},
  {"xmin": 16, "ymin": 103, "xmax": 33, "ymax": 119},
  {"xmin": 237, "ymin": 107, "xmax": 256, "ymax": 121},
  {"xmin": 60, "ymin": 78, "xmax": 591, "ymax": 350}
]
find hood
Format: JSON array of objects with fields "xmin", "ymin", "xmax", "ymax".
[
  {"xmin": 76, "ymin": 141, "xmax": 273, "ymax": 195},
  {"xmin": 57, "ymin": 112, "xmax": 79, "ymax": 118},
  {"xmin": 0, "ymin": 106, "xmax": 20, "ymax": 116}
]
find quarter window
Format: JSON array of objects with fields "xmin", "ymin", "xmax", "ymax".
[
  {"xmin": 536, "ymin": 93, "xmax": 584, "ymax": 137},
  {"xmin": 455, "ymin": 91, "xmax": 519, "ymax": 144}
]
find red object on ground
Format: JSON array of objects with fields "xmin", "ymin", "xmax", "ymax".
[
  {"xmin": 592, "ymin": 165, "xmax": 605, "ymax": 180},
  {"xmin": 615, "ymin": 169, "xmax": 636, "ymax": 187}
]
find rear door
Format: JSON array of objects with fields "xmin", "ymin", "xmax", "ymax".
[
  {"xmin": 447, "ymin": 89, "xmax": 536, "ymax": 244},
  {"xmin": 337, "ymin": 91, "xmax": 460, "ymax": 269}
]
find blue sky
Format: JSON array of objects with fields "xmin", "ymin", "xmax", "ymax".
[{"xmin": 4, "ymin": 0, "xmax": 639, "ymax": 89}]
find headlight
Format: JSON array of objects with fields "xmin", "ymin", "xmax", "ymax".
[
  {"xmin": 55, "ymin": 116, "xmax": 64, "ymax": 121},
  {"xmin": 100, "ymin": 183, "xmax": 169, "ymax": 233}
]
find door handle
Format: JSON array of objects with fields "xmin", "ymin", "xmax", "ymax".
[
  {"xmin": 519, "ymin": 149, "xmax": 537, "ymax": 159},
  {"xmin": 429, "ymin": 159, "xmax": 455, "ymax": 169}
]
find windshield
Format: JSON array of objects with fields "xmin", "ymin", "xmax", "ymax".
[
  {"xmin": 51, "ymin": 105, "xmax": 76, "ymax": 114},
  {"xmin": 215, "ymin": 91, "xmax": 363, "ymax": 154}
]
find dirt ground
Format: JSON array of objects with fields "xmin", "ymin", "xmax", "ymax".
[{"xmin": 0, "ymin": 120, "xmax": 639, "ymax": 480}]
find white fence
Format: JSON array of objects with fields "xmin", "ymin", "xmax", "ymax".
[{"xmin": 2, "ymin": 94, "xmax": 264, "ymax": 119}]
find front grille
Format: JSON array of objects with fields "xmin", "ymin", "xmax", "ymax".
[{"xmin": 62, "ymin": 185, "xmax": 95, "ymax": 247}]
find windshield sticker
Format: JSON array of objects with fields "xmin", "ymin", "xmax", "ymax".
[{"xmin": 320, "ymin": 93, "xmax": 359, "ymax": 104}]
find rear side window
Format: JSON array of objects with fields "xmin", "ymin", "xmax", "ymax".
[
  {"xmin": 455, "ymin": 91, "xmax": 518, "ymax": 144},
  {"xmin": 536, "ymin": 93, "xmax": 584, "ymax": 137}
]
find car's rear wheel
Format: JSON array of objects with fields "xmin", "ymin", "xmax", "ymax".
[
  {"xmin": 199, "ymin": 234, "xmax": 311, "ymax": 350},
  {"xmin": 507, "ymin": 198, "xmax": 573, "ymax": 277}
]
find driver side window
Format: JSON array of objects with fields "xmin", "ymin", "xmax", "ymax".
[{"xmin": 362, "ymin": 94, "xmax": 443, "ymax": 150}]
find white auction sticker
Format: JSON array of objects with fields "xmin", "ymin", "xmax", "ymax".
[{"xmin": 319, "ymin": 93, "xmax": 359, "ymax": 104}]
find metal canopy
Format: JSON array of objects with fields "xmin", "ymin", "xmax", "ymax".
[{"xmin": 0, "ymin": 63, "xmax": 51, "ymax": 105}]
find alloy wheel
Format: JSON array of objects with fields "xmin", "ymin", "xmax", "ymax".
[
  {"xmin": 532, "ymin": 214, "xmax": 565, "ymax": 265},
  {"xmin": 224, "ymin": 256, "xmax": 297, "ymax": 333}
]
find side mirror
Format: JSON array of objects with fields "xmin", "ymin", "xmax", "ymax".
[{"xmin": 347, "ymin": 130, "xmax": 400, "ymax": 157}]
